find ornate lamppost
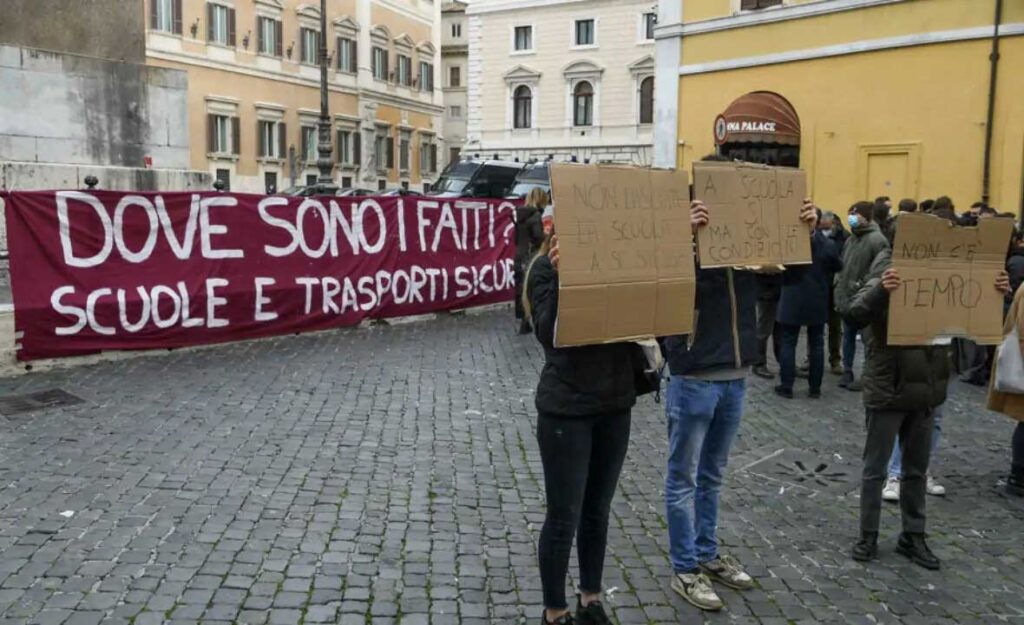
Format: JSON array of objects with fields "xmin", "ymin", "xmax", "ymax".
[{"xmin": 315, "ymin": 0, "xmax": 337, "ymax": 195}]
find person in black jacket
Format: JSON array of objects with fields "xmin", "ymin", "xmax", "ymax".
[
  {"xmin": 662, "ymin": 193, "xmax": 818, "ymax": 612},
  {"xmin": 820, "ymin": 211, "xmax": 849, "ymax": 374},
  {"xmin": 526, "ymin": 235, "xmax": 637, "ymax": 625},
  {"xmin": 774, "ymin": 219, "xmax": 843, "ymax": 398},
  {"xmin": 514, "ymin": 188, "xmax": 548, "ymax": 334},
  {"xmin": 1006, "ymin": 231, "xmax": 1024, "ymax": 309}
]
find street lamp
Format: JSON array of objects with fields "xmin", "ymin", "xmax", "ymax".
[{"xmin": 315, "ymin": 0, "xmax": 337, "ymax": 195}]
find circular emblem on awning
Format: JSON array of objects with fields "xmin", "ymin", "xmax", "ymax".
[{"xmin": 714, "ymin": 115, "xmax": 728, "ymax": 145}]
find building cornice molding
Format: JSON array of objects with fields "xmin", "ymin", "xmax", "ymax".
[
  {"xmin": 147, "ymin": 50, "xmax": 444, "ymax": 116},
  {"xmin": 678, "ymin": 23, "xmax": 1024, "ymax": 75},
  {"xmin": 467, "ymin": 0, "xmax": 586, "ymax": 16},
  {"xmin": 655, "ymin": 0, "xmax": 907, "ymax": 39}
]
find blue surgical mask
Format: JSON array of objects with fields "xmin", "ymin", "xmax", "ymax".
[{"xmin": 848, "ymin": 214, "xmax": 860, "ymax": 228}]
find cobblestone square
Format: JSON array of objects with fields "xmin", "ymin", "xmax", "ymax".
[{"xmin": 1, "ymin": 310, "xmax": 1022, "ymax": 624}]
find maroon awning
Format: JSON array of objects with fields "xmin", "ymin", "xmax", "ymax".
[{"xmin": 714, "ymin": 91, "xmax": 801, "ymax": 146}]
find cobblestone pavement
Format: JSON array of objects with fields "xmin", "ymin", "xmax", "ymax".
[{"xmin": 1, "ymin": 309, "xmax": 1022, "ymax": 625}]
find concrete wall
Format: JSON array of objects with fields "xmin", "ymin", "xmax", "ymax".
[
  {"xmin": 0, "ymin": 0, "xmax": 145, "ymax": 62},
  {"xmin": 0, "ymin": 44, "xmax": 191, "ymax": 171}
]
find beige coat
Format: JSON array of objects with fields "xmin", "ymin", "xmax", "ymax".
[{"xmin": 987, "ymin": 285, "xmax": 1024, "ymax": 422}]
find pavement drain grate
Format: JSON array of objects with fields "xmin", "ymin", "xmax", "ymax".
[
  {"xmin": 742, "ymin": 447, "xmax": 857, "ymax": 495},
  {"xmin": 0, "ymin": 389, "xmax": 85, "ymax": 417}
]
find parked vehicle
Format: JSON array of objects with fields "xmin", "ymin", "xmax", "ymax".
[
  {"xmin": 507, "ymin": 160, "xmax": 551, "ymax": 200},
  {"xmin": 336, "ymin": 187, "xmax": 375, "ymax": 197},
  {"xmin": 430, "ymin": 158, "xmax": 525, "ymax": 199},
  {"xmin": 379, "ymin": 188, "xmax": 425, "ymax": 197}
]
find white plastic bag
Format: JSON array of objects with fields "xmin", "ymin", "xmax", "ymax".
[{"xmin": 994, "ymin": 326, "xmax": 1024, "ymax": 394}]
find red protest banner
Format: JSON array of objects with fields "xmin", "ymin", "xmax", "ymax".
[{"xmin": 2, "ymin": 191, "xmax": 516, "ymax": 360}]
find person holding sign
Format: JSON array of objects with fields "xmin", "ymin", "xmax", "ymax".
[
  {"xmin": 845, "ymin": 239, "xmax": 1010, "ymax": 569},
  {"xmin": 662, "ymin": 186, "xmax": 818, "ymax": 612},
  {"xmin": 524, "ymin": 235, "xmax": 644, "ymax": 625}
]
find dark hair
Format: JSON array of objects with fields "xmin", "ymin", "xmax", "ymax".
[
  {"xmin": 872, "ymin": 199, "xmax": 890, "ymax": 223},
  {"xmin": 701, "ymin": 153, "xmax": 731, "ymax": 162},
  {"xmin": 898, "ymin": 198, "xmax": 917, "ymax": 213},
  {"xmin": 933, "ymin": 207, "xmax": 958, "ymax": 223},
  {"xmin": 920, "ymin": 199, "xmax": 935, "ymax": 212},
  {"xmin": 933, "ymin": 196, "xmax": 955, "ymax": 214},
  {"xmin": 850, "ymin": 200, "xmax": 874, "ymax": 222},
  {"xmin": 971, "ymin": 201, "xmax": 987, "ymax": 209},
  {"xmin": 875, "ymin": 196, "xmax": 890, "ymax": 203},
  {"xmin": 980, "ymin": 206, "xmax": 998, "ymax": 216}
]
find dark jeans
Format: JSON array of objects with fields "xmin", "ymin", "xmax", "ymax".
[
  {"xmin": 514, "ymin": 262, "xmax": 526, "ymax": 321},
  {"xmin": 861, "ymin": 409, "xmax": 934, "ymax": 534},
  {"xmin": 842, "ymin": 321, "xmax": 859, "ymax": 372},
  {"xmin": 1013, "ymin": 422, "xmax": 1024, "ymax": 474},
  {"xmin": 756, "ymin": 299, "xmax": 781, "ymax": 366},
  {"xmin": 779, "ymin": 324, "xmax": 824, "ymax": 392},
  {"xmin": 537, "ymin": 410, "xmax": 631, "ymax": 610},
  {"xmin": 828, "ymin": 292, "xmax": 842, "ymax": 367}
]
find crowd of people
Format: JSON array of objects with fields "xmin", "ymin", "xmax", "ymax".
[{"xmin": 511, "ymin": 166, "xmax": 1024, "ymax": 625}]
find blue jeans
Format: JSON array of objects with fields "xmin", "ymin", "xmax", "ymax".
[
  {"xmin": 842, "ymin": 320, "xmax": 859, "ymax": 372},
  {"xmin": 665, "ymin": 376, "xmax": 745, "ymax": 573},
  {"xmin": 889, "ymin": 402, "xmax": 944, "ymax": 478},
  {"xmin": 779, "ymin": 323, "xmax": 825, "ymax": 392}
]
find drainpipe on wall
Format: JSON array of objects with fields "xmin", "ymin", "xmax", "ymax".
[{"xmin": 981, "ymin": 0, "xmax": 1003, "ymax": 206}]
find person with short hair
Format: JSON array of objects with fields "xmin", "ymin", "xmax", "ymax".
[
  {"xmin": 662, "ymin": 175, "xmax": 817, "ymax": 611},
  {"xmin": 834, "ymin": 202, "xmax": 889, "ymax": 392},
  {"xmin": 819, "ymin": 211, "xmax": 849, "ymax": 374},
  {"xmin": 920, "ymin": 199, "xmax": 936, "ymax": 213},
  {"xmin": 898, "ymin": 198, "xmax": 917, "ymax": 213},
  {"xmin": 846, "ymin": 235, "xmax": 1010, "ymax": 570}
]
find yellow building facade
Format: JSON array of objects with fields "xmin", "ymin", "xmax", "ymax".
[
  {"xmin": 145, "ymin": 0, "xmax": 443, "ymax": 193},
  {"xmin": 654, "ymin": 0, "xmax": 1023, "ymax": 214}
]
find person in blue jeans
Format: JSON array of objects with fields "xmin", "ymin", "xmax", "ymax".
[{"xmin": 661, "ymin": 190, "xmax": 817, "ymax": 612}]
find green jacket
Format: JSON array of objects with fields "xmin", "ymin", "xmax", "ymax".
[
  {"xmin": 834, "ymin": 221, "xmax": 890, "ymax": 316},
  {"xmin": 846, "ymin": 249, "xmax": 950, "ymax": 411}
]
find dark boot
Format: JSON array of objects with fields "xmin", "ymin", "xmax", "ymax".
[
  {"xmin": 576, "ymin": 596, "xmax": 612, "ymax": 625},
  {"xmin": 773, "ymin": 385, "xmax": 793, "ymax": 399},
  {"xmin": 896, "ymin": 533, "xmax": 941, "ymax": 570},
  {"xmin": 518, "ymin": 319, "xmax": 532, "ymax": 335},
  {"xmin": 753, "ymin": 364, "xmax": 774, "ymax": 379},
  {"xmin": 839, "ymin": 370, "xmax": 853, "ymax": 388},
  {"xmin": 1007, "ymin": 469, "xmax": 1024, "ymax": 497},
  {"xmin": 851, "ymin": 531, "xmax": 878, "ymax": 562},
  {"xmin": 541, "ymin": 612, "xmax": 576, "ymax": 625}
]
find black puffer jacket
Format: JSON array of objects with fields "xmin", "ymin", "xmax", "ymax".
[
  {"xmin": 527, "ymin": 255, "xmax": 637, "ymax": 416},
  {"xmin": 663, "ymin": 267, "xmax": 759, "ymax": 376},
  {"xmin": 846, "ymin": 249, "xmax": 950, "ymax": 411}
]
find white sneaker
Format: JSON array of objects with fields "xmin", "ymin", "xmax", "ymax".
[
  {"xmin": 882, "ymin": 476, "xmax": 900, "ymax": 502},
  {"xmin": 926, "ymin": 475, "xmax": 946, "ymax": 496},
  {"xmin": 671, "ymin": 572, "xmax": 723, "ymax": 611}
]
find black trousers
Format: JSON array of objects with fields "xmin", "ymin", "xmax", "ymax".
[
  {"xmin": 514, "ymin": 262, "xmax": 526, "ymax": 321},
  {"xmin": 1013, "ymin": 422, "xmax": 1024, "ymax": 474},
  {"xmin": 537, "ymin": 410, "xmax": 631, "ymax": 610},
  {"xmin": 827, "ymin": 288, "xmax": 842, "ymax": 367},
  {"xmin": 860, "ymin": 409, "xmax": 933, "ymax": 534},
  {"xmin": 756, "ymin": 299, "xmax": 781, "ymax": 366}
]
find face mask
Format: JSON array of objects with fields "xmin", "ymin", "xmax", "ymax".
[{"xmin": 848, "ymin": 214, "xmax": 860, "ymax": 228}]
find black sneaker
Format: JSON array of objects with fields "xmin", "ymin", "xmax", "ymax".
[
  {"xmin": 851, "ymin": 532, "xmax": 878, "ymax": 562},
  {"xmin": 1008, "ymin": 471, "xmax": 1024, "ymax": 497},
  {"xmin": 541, "ymin": 612, "xmax": 576, "ymax": 625},
  {"xmin": 808, "ymin": 389, "xmax": 822, "ymax": 399},
  {"xmin": 896, "ymin": 533, "xmax": 941, "ymax": 570},
  {"xmin": 752, "ymin": 364, "xmax": 774, "ymax": 379},
  {"xmin": 576, "ymin": 596, "xmax": 612, "ymax": 625},
  {"xmin": 838, "ymin": 371, "xmax": 853, "ymax": 388},
  {"xmin": 773, "ymin": 385, "xmax": 793, "ymax": 399}
]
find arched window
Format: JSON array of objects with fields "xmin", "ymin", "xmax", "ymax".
[
  {"xmin": 639, "ymin": 76, "xmax": 654, "ymax": 125},
  {"xmin": 573, "ymin": 81, "xmax": 593, "ymax": 127},
  {"xmin": 513, "ymin": 85, "xmax": 532, "ymax": 129}
]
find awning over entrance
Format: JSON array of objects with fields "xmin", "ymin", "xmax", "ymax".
[{"xmin": 714, "ymin": 91, "xmax": 800, "ymax": 146}]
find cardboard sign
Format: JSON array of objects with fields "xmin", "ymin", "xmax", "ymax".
[
  {"xmin": 549, "ymin": 163, "xmax": 695, "ymax": 347},
  {"xmin": 693, "ymin": 162, "xmax": 811, "ymax": 268},
  {"xmin": 888, "ymin": 213, "xmax": 1014, "ymax": 345}
]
